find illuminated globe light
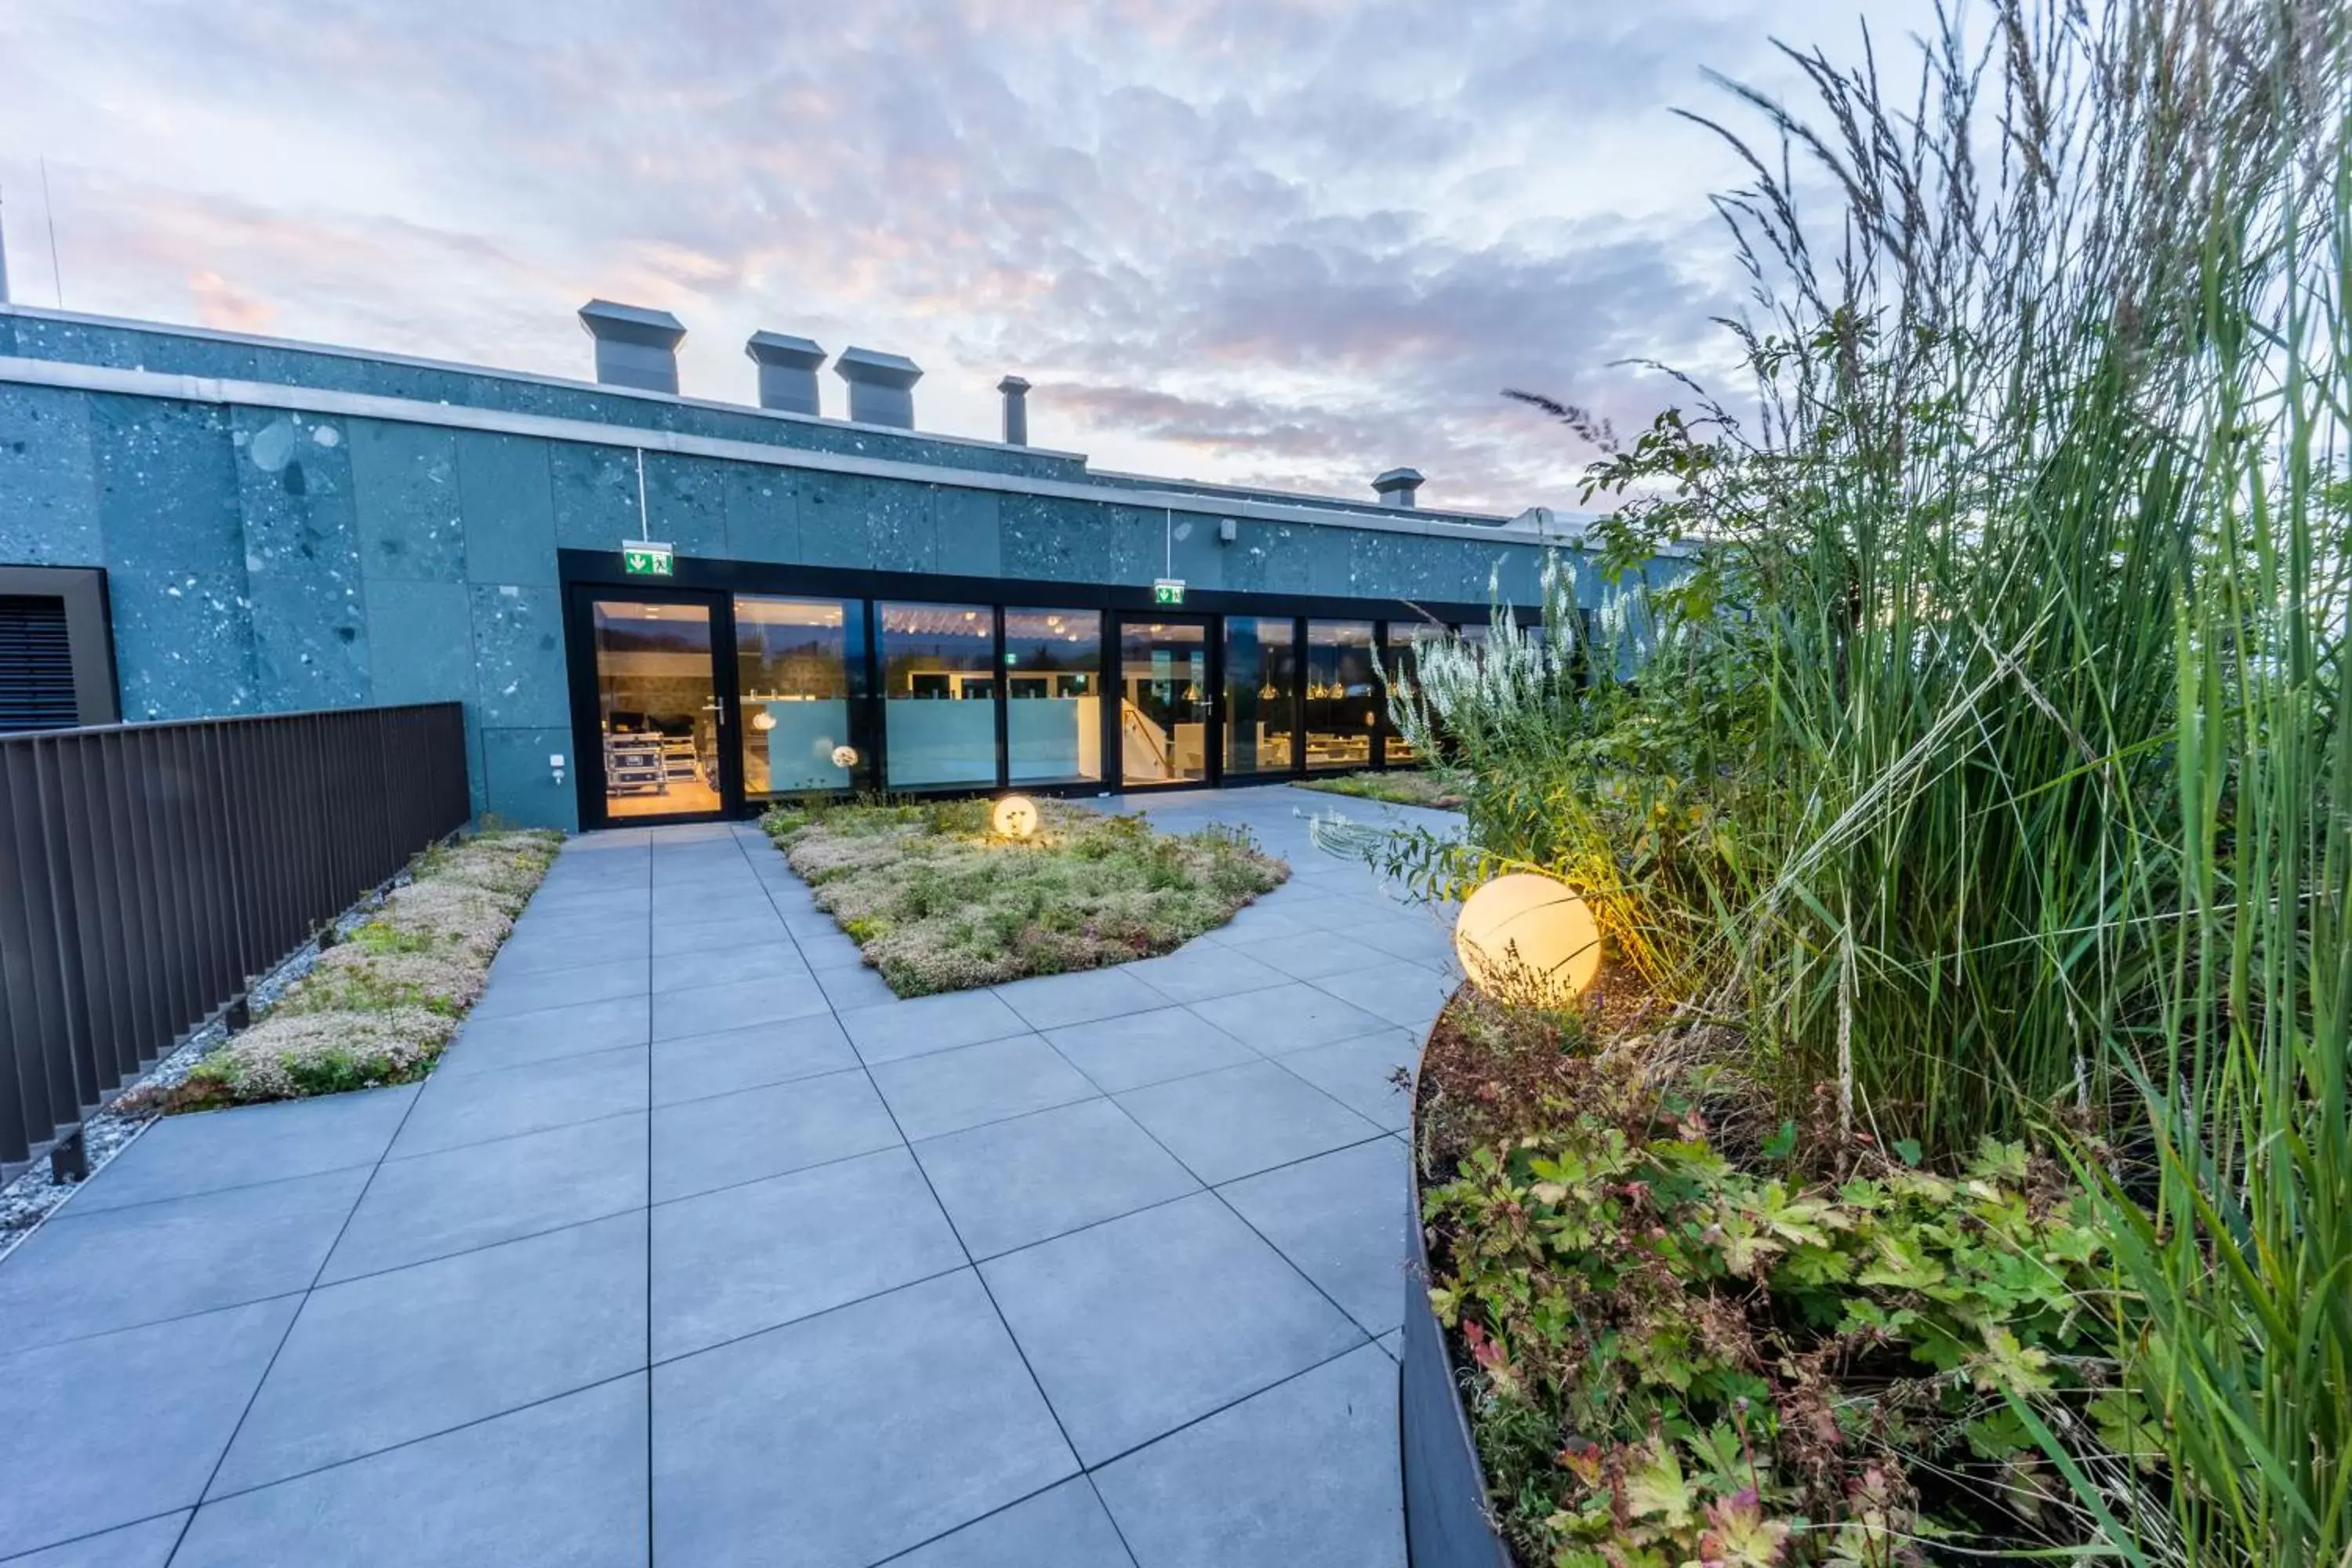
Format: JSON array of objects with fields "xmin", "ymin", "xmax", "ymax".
[
  {"xmin": 1453, "ymin": 872, "xmax": 1602, "ymax": 1009},
  {"xmin": 751, "ymin": 710, "xmax": 777, "ymax": 732},
  {"xmin": 992, "ymin": 794, "xmax": 1040, "ymax": 840},
  {"xmin": 830, "ymin": 745, "xmax": 859, "ymax": 768}
]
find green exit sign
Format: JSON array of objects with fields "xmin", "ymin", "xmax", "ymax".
[
  {"xmin": 622, "ymin": 541, "xmax": 674, "ymax": 576},
  {"xmin": 1152, "ymin": 579, "xmax": 1185, "ymax": 606}
]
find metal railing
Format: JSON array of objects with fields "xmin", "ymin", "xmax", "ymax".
[{"xmin": 0, "ymin": 703, "xmax": 472, "ymax": 1171}]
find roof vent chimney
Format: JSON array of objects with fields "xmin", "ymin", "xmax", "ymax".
[
  {"xmin": 1372, "ymin": 466, "xmax": 1425, "ymax": 509},
  {"xmin": 578, "ymin": 300, "xmax": 685, "ymax": 394},
  {"xmin": 997, "ymin": 376, "xmax": 1031, "ymax": 445},
  {"xmin": 745, "ymin": 332, "xmax": 826, "ymax": 416},
  {"xmin": 834, "ymin": 347, "xmax": 922, "ymax": 429}
]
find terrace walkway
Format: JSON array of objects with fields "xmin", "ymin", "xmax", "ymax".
[{"xmin": 0, "ymin": 786, "xmax": 1462, "ymax": 1567}]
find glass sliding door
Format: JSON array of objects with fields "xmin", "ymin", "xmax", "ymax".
[
  {"xmin": 1118, "ymin": 618, "xmax": 1211, "ymax": 786},
  {"xmin": 1004, "ymin": 608, "xmax": 1102, "ymax": 785},
  {"xmin": 1305, "ymin": 619, "xmax": 1377, "ymax": 771},
  {"xmin": 1223, "ymin": 615, "xmax": 1297, "ymax": 776},
  {"xmin": 592, "ymin": 597, "xmax": 724, "ymax": 819},
  {"xmin": 880, "ymin": 602, "xmax": 998, "ymax": 789},
  {"xmin": 735, "ymin": 595, "xmax": 864, "ymax": 799},
  {"xmin": 1381, "ymin": 619, "xmax": 1449, "ymax": 765}
]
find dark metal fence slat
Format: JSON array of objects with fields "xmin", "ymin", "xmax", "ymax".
[{"xmin": 0, "ymin": 704, "xmax": 471, "ymax": 1172}]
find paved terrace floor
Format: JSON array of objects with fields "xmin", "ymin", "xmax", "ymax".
[{"xmin": 0, "ymin": 786, "xmax": 1462, "ymax": 1568}]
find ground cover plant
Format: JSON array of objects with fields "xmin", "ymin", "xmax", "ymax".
[
  {"xmin": 760, "ymin": 797, "xmax": 1287, "ymax": 996},
  {"xmin": 1293, "ymin": 768, "xmax": 1469, "ymax": 811},
  {"xmin": 1333, "ymin": 0, "xmax": 2351, "ymax": 1560},
  {"xmin": 147, "ymin": 829, "xmax": 561, "ymax": 1110}
]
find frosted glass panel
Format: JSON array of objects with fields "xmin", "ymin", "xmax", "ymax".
[
  {"xmin": 887, "ymin": 701, "xmax": 997, "ymax": 786},
  {"xmin": 881, "ymin": 601, "xmax": 996, "ymax": 789},
  {"xmin": 1004, "ymin": 608, "xmax": 1102, "ymax": 783},
  {"xmin": 735, "ymin": 594, "xmax": 862, "ymax": 800},
  {"xmin": 759, "ymin": 699, "xmax": 854, "ymax": 791}
]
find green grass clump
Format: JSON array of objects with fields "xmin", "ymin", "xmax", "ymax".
[
  {"xmin": 760, "ymin": 799, "xmax": 1287, "ymax": 996},
  {"xmin": 1291, "ymin": 769, "xmax": 1467, "ymax": 811},
  {"xmin": 162, "ymin": 828, "xmax": 561, "ymax": 1112}
]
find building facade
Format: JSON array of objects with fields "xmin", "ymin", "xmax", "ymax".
[{"xmin": 0, "ymin": 300, "xmax": 1667, "ymax": 831}]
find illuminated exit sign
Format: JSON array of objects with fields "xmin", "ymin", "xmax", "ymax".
[
  {"xmin": 622, "ymin": 540, "xmax": 674, "ymax": 576},
  {"xmin": 1152, "ymin": 579, "xmax": 1186, "ymax": 606}
]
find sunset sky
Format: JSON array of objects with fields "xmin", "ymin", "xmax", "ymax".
[{"xmin": 0, "ymin": 0, "xmax": 1915, "ymax": 514}]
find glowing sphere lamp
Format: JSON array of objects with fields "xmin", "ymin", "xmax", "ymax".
[
  {"xmin": 1454, "ymin": 872, "xmax": 1601, "ymax": 1007},
  {"xmin": 751, "ymin": 709, "xmax": 777, "ymax": 732},
  {"xmin": 830, "ymin": 745, "xmax": 859, "ymax": 769},
  {"xmin": 992, "ymin": 795, "xmax": 1040, "ymax": 840}
]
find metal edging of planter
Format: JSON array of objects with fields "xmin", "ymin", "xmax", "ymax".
[{"xmin": 1401, "ymin": 986, "xmax": 1516, "ymax": 1568}]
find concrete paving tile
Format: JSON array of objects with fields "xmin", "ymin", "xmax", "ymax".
[
  {"xmin": 650, "ymin": 1015, "xmax": 856, "ymax": 1106},
  {"xmin": 321, "ymin": 1112, "xmax": 648, "ymax": 1283},
  {"xmin": 652, "ymin": 1148, "xmax": 964, "ymax": 1359},
  {"xmin": 652, "ymin": 940, "xmax": 811, "ymax": 994},
  {"xmin": 0, "ymin": 1298, "xmax": 297, "ymax": 1559},
  {"xmin": 0, "ymin": 1167, "xmax": 367, "ymax": 1351},
  {"xmin": 1043, "ymin": 1006, "xmax": 1259, "ymax": 1094},
  {"xmin": 840, "ymin": 990, "xmax": 1031, "ymax": 1065},
  {"xmin": 1242, "ymin": 931, "xmax": 1397, "ymax": 982},
  {"xmin": 1270, "ymin": 1029, "xmax": 1420, "ymax": 1131},
  {"xmin": 390, "ymin": 1046, "xmax": 649, "ymax": 1159},
  {"xmin": 978, "ymin": 1192, "xmax": 1362, "ymax": 1465},
  {"xmin": 815, "ymin": 962, "xmax": 898, "ymax": 1008},
  {"xmin": 212, "ymin": 1213, "xmax": 646, "ymax": 1494},
  {"xmin": 887, "ymin": 1478, "xmax": 1132, "ymax": 1568},
  {"xmin": 1121, "ymin": 944, "xmax": 1290, "ymax": 1005},
  {"xmin": 0, "ymin": 1513, "xmax": 189, "ymax": 1568},
  {"xmin": 868, "ymin": 1035, "xmax": 1098, "ymax": 1141},
  {"xmin": 1307, "ymin": 962, "xmax": 1454, "ymax": 1031},
  {"xmin": 64, "ymin": 1084, "xmax": 416, "ymax": 1215},
  {"xmin": 912, "ymin": 1098, "xmax": 1200, "ymax": 1259},
  {"xmin": 437, "ymin": 995, "xmax": 650, "ymax": 1076},
  {"xmin": 795, "ymin": 931, "xmax": 870, "ymax": 972},
  {"xmin": 650, "ymin": 1069, "xmax": 901, "ymax": 1203},
  {"xmin": 1183, "ymin": 982, "xmax": 1388, "ymax": 1056},
  {"xmin": 491, "ymin": 926, "xmax": 652, "ymax": 977},
  {"xmin": 471, "ymin": 960, "xmax": 646, "ymax": 1019},
  {"xmin": 1115, "ymin": 1061, "xmax": 1382, "ymax": 1186},
  {"xmin": 652, "ymin": 1271, "xmax": 1074, "ymax": 1568},
  {"xmin": 992, "ymin": 967, "xmax": 1169, "ymax": 1030},
  {"xmin": 1217, "ymin": 1138, "xmax": 1412, "ymax": 1336},
  {"xmin": 174, "ymin": 1375, "xmax": 648, "ymax": 1568},
  {"xmin": 649, "ymin": 913, "xmax": 789, "ymax": 957},
  {"xmin": 651, "ymin": 974, "xmax": 832, "ymax": 1040},
  {"xmin": 1093, "ymin": 1344, "xmax": 1402, "ymax": 1568}
]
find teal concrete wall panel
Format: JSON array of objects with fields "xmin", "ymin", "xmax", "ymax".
[
  {"xmin": 550, "ymin": 442, "xmax": 641, "ymax": 550},
  {"xmin": 362, "ymin": 578, "xmax": 475, "ymax": 706},
  {"xmin": 932, "ymin": 487, "xmax": 1001, "ymax": 578},
  {"xmin": 1342, "ymin": 529, "xmax": 1423, "ymax": 599},
  {"xmin": 1487, "ymin": 542, "xmax": 1545, "ymax": 608},
  {"xmin": 456, "ymin": 431, "xmax": 555, "ymax": 585},
  {"xmin": 1102, "ymin": 504, "xmax": 1166, "ymax": 586},
  {"xmin": 234, "ymin": 408, "xmax": 372, "ymax": 709},
  {"xmin": 90, "ymin": 395, "xmax": 257, "ymax": 718},
  {"xmin": 1308, "ymin": 528, "xmax": 1361, "ymax": 597},
  {"xmin": 347, "ymin": 417, "xmax": 464, "ymax": 583},
  {"xmin": 1161, "ymin": 511, "xmax": 1225, "ymax": 593},
  {"xmin": 862, "ymin": 477, "xmax": 937, "ymax": 574},
  {"xmin": 1000, "ymin": 493, "xmax": 1113, "ymax": 583},
  {"xmin": 797, "ymin": 474, "xmax": 877, "ymax": 569},
  {"xmin": 480, "ymin": 725, "xmax": 577, "ymax": 831},
  {"xmin": 645, "ymin": 452, "xmax": 728, "ymax": 558},
  {"xmin": 0, "ymin": 384, "xmax": 101, "ymax": 563},
  {"xmin": 1223, "ymin": 522, "xmax": 1313, "ymax": 594},
  {"xmin": 720, "ymin": 464, "xmax": 798, "ymax": 563},
  {"xmin": 9, "ymin": 318, "xmax": 151, "ymax": 372},
  {"xmin": 467, "ymin": 583, "xmax": 569, "ymax": 728}
]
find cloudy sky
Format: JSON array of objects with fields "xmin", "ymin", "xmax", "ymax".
[{"xmin": 0, "ymin": 0, "xmax": 1914, "ymax": 514}]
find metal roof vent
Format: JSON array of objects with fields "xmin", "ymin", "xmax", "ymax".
[
  {"xmin": 997, "ymin": 376, "xmax": 1032, "ymax": 445},
  {"xmin": 1372, "ymin": 466, "xmax": 1425, "ymax": 509},
  {"xmin": 745, "ymin": 332, "xmax": 826, "ymax": 416},
  {"xmin": 834, "ymin": 347, "xmax": 922, "ymax": 429},
  {"xmin": 578, "ymin": 300, "xmax": 686, "ymax": 394}
]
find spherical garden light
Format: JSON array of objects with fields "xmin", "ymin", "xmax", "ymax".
[
  {"xmin": 830, "ymin": 745, "xmax": 859, "ymax": 769},
  {"xmin": 991, "ymin": 794, "xmax": 1040, "ymax": 840},
  {"xmin": 1454, "ymin": 872, "xmax": 1602, "ymax": 1008},
  {"xmin": 750, "ymin": 709, "xmax": 777, "ymax": 732}
]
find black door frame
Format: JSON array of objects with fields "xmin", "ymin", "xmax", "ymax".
[
  {"xmin": 1106, "ymin": 608, "xmax": 1221, "ymax": 794},
  {"xmin": 565, "ymin": 582, "xmax": 745, "ymax": 830}
]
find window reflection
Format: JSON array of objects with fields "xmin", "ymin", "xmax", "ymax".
[
  {"xmin": 1381, "ymin": 619, "xmax": 1449, "ymax": 766},
  {"xmin": 594, "ymin": 600, "xmax": 720, "ymax": 818},
  {"xmin": 1120, "ymin": 620, "xmax": 1210, "ymax": 784},
  {"xmin": 1305, "ymin": 619, "xmax": 1377, "ymax": 771},
  {"xmin": 880, "ymin": 603, "xmax": 997, "ymax": 788},
  {"xmin": 735, "ymin": 596, "xmax": 862, "ymax": 798},
  {"xmin": 1004, "ymin": 608, "xmax": 1102, "ymax": 783},
  {"xmin": 1224, "ymin": 615, "xmax": 1296, "ymax": 775}
]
